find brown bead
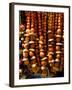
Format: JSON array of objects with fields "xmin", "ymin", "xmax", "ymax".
[
  {"xmin": 56, "ymin": 29, "xmax": 62, "ymax": 34},
  {"xmin": 41, "ymin": 61, "xmax": 47, "ymax": 66},
  {"xmin": 29, "ymin": 51, "xmax": 34, "ymax": 57},
  {"xmin": 31, "ymin": 59, "xmax": 36, "ymax": 64},
  {"xmin": 31, "ymin": 65, "xmax": 39, "ymax": 74},
  {"xmin": 43, "ymin": 29, "xmax": 46, "ymax": 32},
  {"xmin": 38, "ymin": 26, "xmax": 41, "ymax": 29},
  {"xmin": 55, "ymin": 19, "xmax": 58, "ymax": 22},
  {"xmin": 20, "ymin": 24, "xmax": 25, "ymax": 31},
  {"xmin": 57, "ymin": 26, "xmax": 62, "ymax": 29},
  {"xmin": 48, "ymin": 24, "xmax": 52, "ymax": 27},
  {"xmin": 26, "ymin": 19, "xmax": 30, "ymax": 22},
  {"xmin": 40, "ymin": 52, "xmax": 45, "ymax": 58},
  {"xmin": 31, "ymin": 28, "xmax": 35, "ymax": 33},
  {"xmin": 54, "ymin": 62, "xmax": 60, "ymax": 67},
  {"xmin": 52, "ymin": 26, "xmax": 55, "ymax": 29},
  {"xmin": 26, "ymin": 25, "xmax": 30, "ymax": 29},
  {"xmin": 41, "ymin": 70, "xmax": 47, "ymax": 78},
  {"xmin": 39, "ymin": 44, "xmax": 43, "ymax": 49},
  {"xmin": 58, "ymin": 22, "xmax": 62, "ymax": 26},
  {"xmin": 39, "ymin": 23, "xmax": 42, "ymax": 26},
  {"xmin": 55, "ymin": 13, "xmax": 58, "ymax": 16},
  {"xmin": 56, "ymin": 37, "xmax": 61, "ymax": 42},
  {"xmin": 30, "ymin": 44, "xmax": 35, "ymax": 48},
  {"xmin": 48, "ymin": 41, "xmax": 54, "ymax": 45},
  {"xmin": 26, "ymin": 17, "xmax": 30, "ymax": 20},
  {"xmin": 24, "ymin": 60, "xmax": 29, "ymax": 65},
  {"xmin": 24, "ymin": 44, "xmax": 29, "ymax": 49},
  {"xmin": 52, "ymin": 66, "xmax": 59, "ymax": 72},
  {"xmin": 27, "ymin": 23, "xmax": 30, "ymax": 26},
  {"xmin": 49, "ymin": 47, "xmax": 54, "ymax": 52},
  {"xmin": 31, "ymin": 24, "xmax": 34, "ymax": 28},
  {"xmin": 49, "ymin": 62, "xmax": 54, "ymax": 67},
  {"xmin": 48, "ymin": 33, "xmax": 53, "ymax": 39},
  {"xmin": 35, "ymin": 49, "xmax": 39, "ymax": 54},
  {"xmin": 48, "ymin": 54, "xmax": 53, "ymax": 60},
  {"xmin": 56, "ymin": 46, "xmax": 60, "ymax": 51},
  {"xmin": 26, "ymin": 29, "xmax": 30, "ymax": 34},
  {"xmin": 58, "ymin": 19, "xmax": 61, "ymax": 23},
  {"xmin": 25, "ymin": 37, "xmax": 29, "ymax": 41},
  {"xmin": 56, "ymin": 54, "xmax": 61, "ymax": 59},
  {"xmin": 23, "ymin": 52, "xmax": 28, "ymax": 58},
  {"xmin": 48, "ymin": 26, "xmax": 52, "ymax": 29},
  {"xmin": 44, "ymin": 40, "xmax": 46, "ymax": 44},
  {"xmin": 39, "ymin": 36, "xmax": 43, "ymax": 41},
  {"xmin": 39, "ymin": 32, "xmax": 43, "ymax": 35}
]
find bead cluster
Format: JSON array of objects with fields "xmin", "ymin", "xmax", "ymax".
[{"xmin": 19, "ymin": 11, "xmax": 64, "ymax": 79}]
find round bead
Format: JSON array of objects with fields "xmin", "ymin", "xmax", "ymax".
[
  {"xmin": 56, "ymin": 46, "xmax": 60, "ymax": 51},
  {"xmin": 48, "ymin": 54, "xmax": 53, "ymax": 60},
  {"xmin": 29, "ymin": 51, "xmax": 34, "ymax": 57},
  {"xmin": 40, "ymin": 52, "xmax": 45, "ymax": 58},
  {"xmin": 56, "ymin": 54, "xmax": 61, "ymax": 59}
]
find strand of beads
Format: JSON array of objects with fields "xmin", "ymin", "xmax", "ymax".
[
  {"xmin": 60, "ymin": 13, "xmax": 64, "ymax": 74},
  {"xmin": 37, "ymin": 12, "xmax": 43, "ymax": 59},
  {"xmin": 54, "ymin": 13, "xmax": 63, "ymax": 75},
  {"xmin": 19, "ymin": 23, "xmax": 25, "ymax": 79},
  {"xmin": 22, "ymin": 11, "xmax": 31, "ymax": 62},
  {"xmin": 29, "ymin": 12, "xmax": 40, "ymax": 75},
  {"xmin": 37, "ymin": 12, "xmax": 44, "ymax": 76},
  {"xmin": 21, "ymin": 12, "xmax": 31, "ymax": 79},
  {"xmin": 47, "ymin": 13, "xmax": 55, "ymax": 76},
  {"xmin": 40, "ymin": 12, "xmax": 48, "ymax": 78},
  {"xmin": 43, "ymin": 13, "xmax": 47, "ymax": 54},
  {"xmin": 34, "ymin": 12, "xmax": 40, "ymax": 66},
  {"xmin": 19, "ymin": 11, "xmax": 27, "ymax": 79}
]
